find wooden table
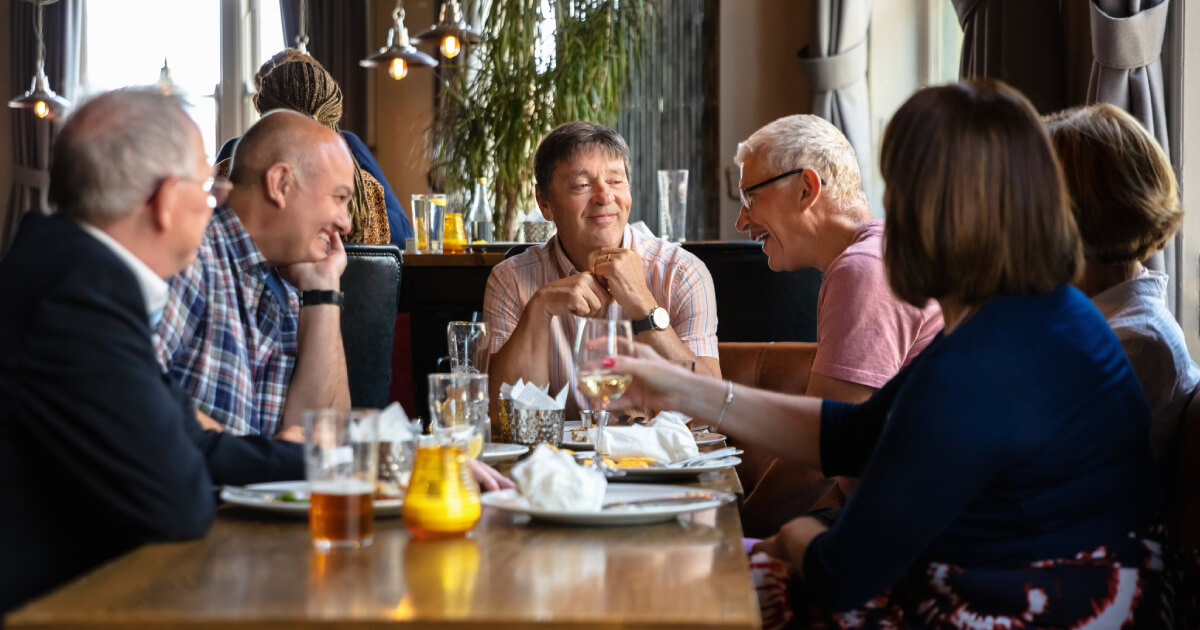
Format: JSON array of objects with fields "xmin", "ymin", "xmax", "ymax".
[{"xmin": 7, "ymin": 471, "xmax": 759, "ymax": 629}]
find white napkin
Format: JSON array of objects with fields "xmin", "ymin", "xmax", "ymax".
[
  {"xmin": 511, "ymin": 444, "xmax": 607, "ymax": 511},
  {"xmin": 594, "ymin": 414, "xmax": 699, "ymax": 463},
  {"xmin": 377, "ymin": 402, "xmax": 416, "ymax": 442},
  {"xmin": 500, "ymin": 379, "xmax": 568, "ymax": 410}
]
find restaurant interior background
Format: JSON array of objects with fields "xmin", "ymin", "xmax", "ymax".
[{"xmin": 1, "ymin": 0, "xmax": 1199, "ymax": 357}]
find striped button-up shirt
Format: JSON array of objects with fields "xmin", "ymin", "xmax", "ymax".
[
  {"xmin": 156, "ymin": 205, "xmax": 299, "ymax": 436},
  {"xmin": 483, "ymin": 226, "xmax": 719, "ymax": 395}
]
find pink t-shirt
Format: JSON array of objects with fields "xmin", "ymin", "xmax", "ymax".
[{"xmin": 811, "ymin": 219, "xmax": 943, "ymax": 388}]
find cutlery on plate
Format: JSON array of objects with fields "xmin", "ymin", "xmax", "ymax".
[
  {"xmin": 602, "ymin": 492, "xmax": 715, "ymax": 509},
  {"xmin": 665, "ymin": 447, "xmax": 743, "ymax": 469}
]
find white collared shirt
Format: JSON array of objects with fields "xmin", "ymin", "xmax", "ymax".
[{"xmin": 76, "ymin": 221, "xmax": 169, "ymax": 319}]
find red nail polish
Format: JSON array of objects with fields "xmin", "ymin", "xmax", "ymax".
[{"xmin": 602, "ymin": 357, "xmax": 615, "ymax": 368}]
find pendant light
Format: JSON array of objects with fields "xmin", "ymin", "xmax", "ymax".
[
  {"xmin": 152, "ymin": 58, "xmax": 186, "ymax": 97},
  {"xmin": 9, "ymin": 0, "xmax": 71, "ymax": 120},
  {"xmin": 294, "ymin": 0, "xmax": 310, "ymax": 55},
  {"xmin": 360, "ymin": 0, "xmax": 438, "ymax": 81},
  {"xmin": 412, "ymin": 0, "xmax": 482, "ymax": 60}
]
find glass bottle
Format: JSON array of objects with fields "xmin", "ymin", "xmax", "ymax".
[
  {"xmin": 466, "ymin": 178, "xmax": 494, "ymax": 244},
  {"xmin": 402, "ymin": 434, "xmax": 481, "ymax": 538}
]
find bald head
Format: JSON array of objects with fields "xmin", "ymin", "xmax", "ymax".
[
  {"xmin": 51, "ymin": 89, "xmax": 198, "ymax": 225},
  {"xmin": 229, "ymin": 109, "xmax": 347, "ymax": 187}
]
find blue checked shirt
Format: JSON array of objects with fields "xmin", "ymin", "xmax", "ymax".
[{"xmin": 156, "ymin": 205, "xmax": 299, "ymax": 436}]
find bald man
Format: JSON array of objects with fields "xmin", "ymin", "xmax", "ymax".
[{"xmin": 156, "ymin": 110, "xmax": 354, "ymax": 438}]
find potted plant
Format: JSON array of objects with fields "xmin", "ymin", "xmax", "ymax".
[{"xmin": 430, "ymin": 0, "xmax": 652, "ymax": 240}]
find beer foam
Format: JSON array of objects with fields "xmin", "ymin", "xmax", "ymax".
[{"xmin": 310, "ymin": 479, "xmax": 374, "ymax": 495}]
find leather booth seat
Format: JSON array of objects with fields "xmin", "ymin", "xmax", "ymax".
[
  {"xmin": 341, "ymin": 245, "xmax": 402, "ymax": 409},
  {"xmin": 717, "ymin": 341, "xmax": 845, "ymax": 538}
]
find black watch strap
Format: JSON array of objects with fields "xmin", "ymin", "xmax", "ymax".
[
  {"xmin": 300, "ymin": 290, "xmax": 345, "ymax": 309},
  {"xmin": 632, "ymin": 316, "xmax": 654, "ymax": 334}
]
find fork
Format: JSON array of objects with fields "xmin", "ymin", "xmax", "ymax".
[{"xmin": 664, "ymin": 447, "xmax": 743, "ymax": 469}]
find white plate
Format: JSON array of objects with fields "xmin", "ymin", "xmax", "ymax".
[
  {"xmin": 574, "ymin": 456, "xmax": 742, "ymax": 482},
  {"xmin": 561, "ymin": 421, "xmax": 726, "ymax": 449},
  {"xmin": 220, "ymin": 481, "xmax": 402, "ymax": 518},
  {"xmin": 481, "ymin": 483, "xmax": 735, "ymax": 526},
  {"xmin": 480, "ymin": 442, "xmax": 529, "ymax": 463}
]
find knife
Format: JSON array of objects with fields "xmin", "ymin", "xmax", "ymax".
[{"xmin": 602, "ymin": 492, "xmax": 715, "ymax": 510}]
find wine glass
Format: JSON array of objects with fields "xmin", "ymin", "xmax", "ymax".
[{"xmin": 572, "ymin": 317, "xmax": 634, "ymax": 472}]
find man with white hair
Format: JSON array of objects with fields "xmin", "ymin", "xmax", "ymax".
[
  {"xmin": 0, "ymin": 89, "xmax": 303, "ymax": 613},
  {"xmin": 735, "ymin": 115, "xmax": 942, "ymax": 402}
]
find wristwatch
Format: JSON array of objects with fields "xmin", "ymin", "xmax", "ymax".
[
  {"xmin": 300, "ymin": 290, "xmax": 345, "ymax": 310},
  {"xmin": 632, "ymin": 306, "xmax": 670, "ymax": 334}
]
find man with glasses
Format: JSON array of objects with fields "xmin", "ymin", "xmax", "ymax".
[
  {"xmin": 155, "ymin": 109, "xmax": 354, "ymax": 440},
  {"xmin": 0, "ymin": 89, "xmax": 303, "ymax": 613},
  {"xmin": 735, "ymin": 114, "xmax": 942, "ymax": 403}
]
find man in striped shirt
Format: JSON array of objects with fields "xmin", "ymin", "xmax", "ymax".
[{"xmin": 484, "ymin": 122, "xmax": 720, "ymax": 415}]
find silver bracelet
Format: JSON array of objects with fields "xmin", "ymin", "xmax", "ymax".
[{"xmin": 715, "ymin": 380, "xmax": 734, "ymax": 431}]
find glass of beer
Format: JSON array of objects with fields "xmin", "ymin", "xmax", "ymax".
[{"xmin": 304, "ymin": 409, "xmax": 380, "ymax": 552}]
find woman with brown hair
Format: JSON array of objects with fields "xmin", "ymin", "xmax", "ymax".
[
  {"xmin": 1046, "ymin": 103, "xmax": 1197, "ymax": 463},
  {"xmin": 215, "ymin": 49, "xmax": 410, "ymax": 246},
  {"xmin": 608, "ymin": 80, "xmax": 1170, "ymax": 626}
]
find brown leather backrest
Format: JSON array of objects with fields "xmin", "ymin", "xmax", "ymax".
[
  {"xmin": 1175, "ymin": 385, "xmax": 1200, "ymax": 549},
  {"xmin": 718, "ymin": 341, "xmax": 817, "ymax": 396}
]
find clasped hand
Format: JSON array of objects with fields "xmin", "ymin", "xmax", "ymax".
[{"xmin": 278, "ymin": 232, "xmax": 347, "ymax": 292}]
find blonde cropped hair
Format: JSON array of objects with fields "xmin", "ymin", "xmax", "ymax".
[
  {"xmin": 881, "ymin": 80, "xmax": 1081, "ymax": 307},
  {"xmin": 1045, "ymin": 103, "xmax": 1181, "ymax": 264},
  {"xmin": 734, "ymin": 114, "xmax": 868, "ymax": 208}
]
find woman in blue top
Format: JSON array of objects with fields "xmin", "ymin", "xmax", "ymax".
[{"xmin": 611, "ymin": 80, "xmax": 1171, "ymax": 627}]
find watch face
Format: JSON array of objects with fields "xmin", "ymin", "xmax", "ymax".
[{"xmin": 651, "ymin": 307, "xmax": 670, "ymax": 330}]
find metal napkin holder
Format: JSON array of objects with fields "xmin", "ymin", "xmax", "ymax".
[{"xmin": 498, "ymin": 399, "xmax": 565, "ymax": 447}]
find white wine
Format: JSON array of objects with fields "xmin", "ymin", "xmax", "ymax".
[{"xmin": 579, "ymin": 372, "xmax": 632, "ymax": 401}]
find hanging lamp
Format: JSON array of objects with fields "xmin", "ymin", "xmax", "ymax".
[
  {"xmin": 294, "ymin": 0, "xmax": 310, "ymax": 55},
  {"xmin": 9, "ymin": 0, "xmax": 71, "ymax": 120},
  {"xmin": 152, "ymin": 58, "xmax": 186, "ymax": 97},
  {"xmin": 359, "ymin": 0, "xmax": 438, "ymax": 81},
  {"xmin": 412, "ymin": 0, "xmax": 481, "ymax": 60}
]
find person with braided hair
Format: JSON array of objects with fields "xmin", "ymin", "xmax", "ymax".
[{"xmin": 216, "ymin": 49, "xmax": 412, "ymax": 246}]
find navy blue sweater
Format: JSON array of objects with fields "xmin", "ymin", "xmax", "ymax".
[{"xmin": 804, "ymin": 286, "xmax": 1159, "ymax": 611}]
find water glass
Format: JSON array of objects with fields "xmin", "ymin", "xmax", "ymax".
[
  {"xmin": 657, "ymin": 169, "xmax": 689, "ymax": 242},
  {"xmin": 427, "ymin": 373, "xmax": 490, "ymax": 458},
  {"xmin": 412, "ymin": 194, "xmax": 446, "ymax": 254},
  {"xmin": 447, "ymin": 321, "xmax": 489, "ymax": 374},
  {"xmin": 304, "ymin": 409, "xmax": 380, "ymax": 552}
]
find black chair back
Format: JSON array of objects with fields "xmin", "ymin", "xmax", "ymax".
[{"xmin": 340, "ymin": 245, "xmax": 402, "ymax": 408}]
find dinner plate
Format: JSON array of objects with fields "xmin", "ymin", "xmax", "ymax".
[
  {"xmin": 574, "ymin": 455, "xmax": 742, "ymax": 482},
  {"xmin": 220, "ymin": 481, "xmax": 403, "ymax": 518},
  {"xmin": 481, "ymin": 483, "xmax": 736, "ymax": 526},
  {"xmin": 480, "ymin": 442, "xmax": 529, "ymax": 464},
  {"xmin": 561, "ymin": 421, "xmax": 726, "ymax": 449}
]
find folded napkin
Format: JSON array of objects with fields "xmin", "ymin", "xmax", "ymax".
[
  {"xmin": 511, "ymin": 444, "xmax": 607, "ymax": 511},
  {"xmin": 593, "ymin": 414, "xmax": 699, "ymax": 463},
  {"xmin": 500, "ymin": 379, "xmax": 569, "ymax": 410},
  {"xmin": 378, "ymin": 402, "xmax": 417, "ymax": 442}
]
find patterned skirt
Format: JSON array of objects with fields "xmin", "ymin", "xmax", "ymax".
[{"xmin": 752, "ymin": 531, "xmax": 1185, "ymax": 630}]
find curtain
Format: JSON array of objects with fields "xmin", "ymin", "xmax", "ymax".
[
  {"xmin": 799, "ymin": 0, "xmax": 872, "ymax": 200},
  {"xmin": 4, "ymin": 0, "xmax": 83, "ymax": 253},
  {"xmin": 280, "ymin": 0, "xmax": 369, "ymax": 138},
  {"xmin": 1087, "ymin": 0, "xmax": 1172, "ymax": 302}
]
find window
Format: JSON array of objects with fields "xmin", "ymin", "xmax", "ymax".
[{"xmin": 81, "ymin": 0, "xmax": 284, "ymax": 161}]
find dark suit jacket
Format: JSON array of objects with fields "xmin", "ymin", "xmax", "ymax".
[{"xmin": 0, "ymin": 212, "xmax": 304, "ymax": 614}]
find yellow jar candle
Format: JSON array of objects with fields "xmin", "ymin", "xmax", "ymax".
[{"xmin": 403, "ymin": 442, "xmax": 481, "ymax": 538}]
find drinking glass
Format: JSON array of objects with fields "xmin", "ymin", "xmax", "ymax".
[
  {"xmin": 428, "ymin": 373, "xmax": 490, "ymax": 459},
  {"xmin": 411, "ymin": 194, "xmax": 446, "ymax": 254},
  {"xmin": 447, "ymin": 321, "xmax": 489, "ymax": 375},
  {"xmin": 657, "ymin": 169, "xmax": 689, "ymax": 242},
  {"xmin": 572, "ymin": 317, "xmax": 635, "ymax": 471},
  {"xmin": 442, "ymin": 209, "xmax": 468, "ymax": 254},
  {"xmin": 304, "ymin": 409, "xmax": 380, "ymax": 552}
]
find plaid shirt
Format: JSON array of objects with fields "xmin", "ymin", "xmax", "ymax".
[
  {"xmin": 156, "ymin": 205, "xmax": 299, "ymax": 436},
  {"xmin": 484, "ymin": 225, "xmax": 719, "ymax": 396}
]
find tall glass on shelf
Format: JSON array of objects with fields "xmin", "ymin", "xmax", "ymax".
[
  {"xmin": 572, "ymin": 317, "xmax": 634, "ymax": 471},
  {"xmin": 656, "ymin": 169, "xmax": 689, "ymax": 242},
  {"xmin": 466, "ymin": 177, "xmax": 493, "ymax": 243}
]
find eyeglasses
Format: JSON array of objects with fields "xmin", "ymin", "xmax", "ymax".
[
  {"xmin": 180, "ymin": 176, "xmax": 233, "ymax": 209},
  {"xmin": 739, "ymin": 168, "xmax": 825, "ymax": 209}
]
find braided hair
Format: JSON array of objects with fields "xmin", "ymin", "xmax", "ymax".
[{"xmin": 257, "ymin": 58, "xmax": 372, "ymax": 243}]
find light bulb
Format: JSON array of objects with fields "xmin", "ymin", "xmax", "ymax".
[
  {"xmin": 389, "ymin": 58, "xmax": 408, "ymax": 80},
  {"xmin": 34, "ymin": 101, "xmax": 49, "ymax": 118},
  {"xmin": 441, "ymin": 35, "xmax": 461, "ymax": 59}
]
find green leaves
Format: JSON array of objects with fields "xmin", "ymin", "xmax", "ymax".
[{"xmin": 429, "ymin": 0, "xmax": 653, "ymax": 239}]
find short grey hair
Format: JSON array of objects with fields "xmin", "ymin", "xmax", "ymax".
[
  {"xmin": 734, "ymin": 114, "xmax": 868, "ymax": 208},
  {"xmin": 50, "ymin": 88, "xmax": 198, "ymax": 225}
]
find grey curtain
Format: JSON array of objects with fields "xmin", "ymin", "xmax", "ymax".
[
  {"xmin": 4, "ymin": 0, "xmax": 82, "ymax": 253},
  {"xmin": 798, "ymin": 0, "xmax": 872, "ymax": 200},
  {"xmin": 280, "ymin": 0, "xmax": 369, "ymax": 138},
  {"xmin": 1087, "ymin": 0, "xmax": 1172, "ymax": 299}
]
